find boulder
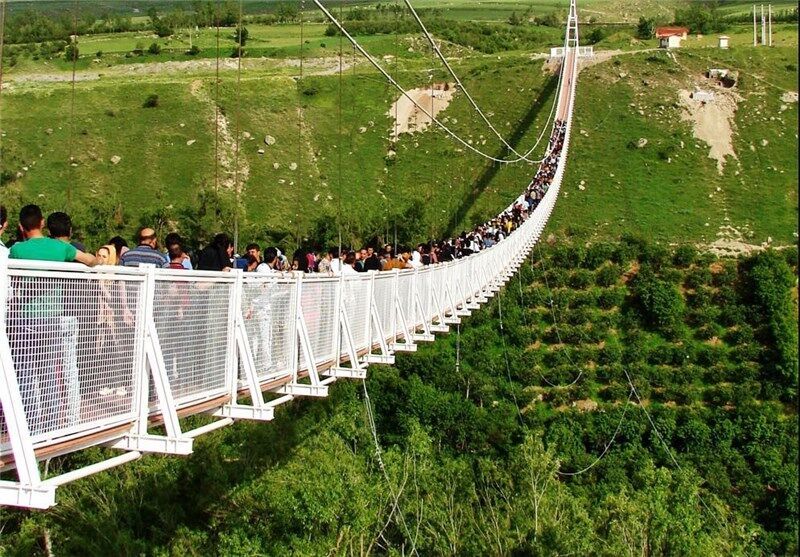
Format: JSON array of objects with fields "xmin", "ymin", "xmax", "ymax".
[
  {"xmin": 264, "ymin": 135, "xmax": 277, "ymax": 146},
  {"xmin": 110, "ymin": 155, "xmax": 122, "ymax": 165},
  {"xmin": 636, "ymin": 137, "xmax": 648, "ymax": 148}
]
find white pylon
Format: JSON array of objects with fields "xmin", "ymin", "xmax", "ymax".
[{"xmin": 567, "ymin": 0, "xmax": 580, "ymax": 47}]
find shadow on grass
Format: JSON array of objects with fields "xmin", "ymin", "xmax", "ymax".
[{"xmin": 444, "ymin": 73, "xmax": 559, "ymax": 237}]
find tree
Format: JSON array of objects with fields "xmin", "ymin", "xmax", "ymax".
[
  {"xmin": 508, "ymin": 11, "xmax": 522, "ymax": 26},
  {"xmin": 147, "ymin": 42, "xmax": 162, "ymax": 55},
  {"xmin": 631, "ymin": 267, "xmax": 685, "ymax": 336},
  {"xmin": 234, "ymin": 25, "xmax": 249, "ymax": 47},
  {"xmin": 636, "ymin": 16, "xmax": 655, "ymax": 39},
  {"xmin": 64, "ymin": 42, "xmax": 79, "ymax": 62}
]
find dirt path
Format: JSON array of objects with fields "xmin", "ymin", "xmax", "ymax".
[
  {"xmin": 188, "ymin": 79, "xmax": 249, "ymax": 193},
  {"xmin": 6, "ymin": 55, "xmax": 360, "ymax": 86}
]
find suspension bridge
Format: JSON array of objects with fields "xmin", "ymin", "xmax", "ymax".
[{"xmin": 0, "ymin": 0, "xmax": 587, "ymax": 509}]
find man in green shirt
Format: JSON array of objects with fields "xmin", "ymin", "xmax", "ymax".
[
  {"xmin": 8, "ymin": 204, "xmax": 96, "ymax": 434},
  {"xmin": 10, "ymin": 205, "xmax": 96, "ymax": 266}
]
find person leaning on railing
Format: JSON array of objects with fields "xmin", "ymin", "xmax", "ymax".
[{"xmin": 6, "ymin": 205, "xmax": 97, "ymax": 434}]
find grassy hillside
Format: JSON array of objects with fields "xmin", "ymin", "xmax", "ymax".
[{"xmin": 0, "ymin": 4, "xmax": 797, "ymax": 254}]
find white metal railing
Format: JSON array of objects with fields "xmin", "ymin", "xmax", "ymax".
[{"xmin": 0, "ymin": 39, "xmax": 578, "ymax": 512}]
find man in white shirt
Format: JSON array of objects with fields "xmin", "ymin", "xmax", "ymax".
[{"xmin": 256, "ymin": 250, "xmax": 278, "ymax": 274}]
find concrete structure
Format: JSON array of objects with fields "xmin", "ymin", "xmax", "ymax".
[
  {"xmin": 719, "ymin": 35, "xmax": 730, "ymax": 49},
  {"xmin": 656, "ymin": 27, "xmax": 689, "ymax": 49},
  {"xmin": 692, "ymin": 89, "xmax": 716, "ymax": 103}
]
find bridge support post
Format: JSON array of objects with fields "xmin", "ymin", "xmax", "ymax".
[
  {"xmin": 113, "ymin": 265, "xmax": 193, "ymax": 456},
  {"xmin": 277, "ymin": 275, "xmax": 329, "ymax": 398},
  {"xmin": 325, "ymin": 276, "xmax": 368, "ymax": 379},
  {"xmin": 362, "ymin": 273, "xmax": 395, "ymax": 365}
]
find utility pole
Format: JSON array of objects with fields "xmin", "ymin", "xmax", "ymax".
[
  {"xmin": 761, "ymin": 5, "xmax": 766, "ymax": 46},
  {"xmin": 753, "ymin": 5, "xmax": 757, "ymax": 46},
  {"xmin": 768, "ymin": 4, "xmax": 773, "ymax": 47}
]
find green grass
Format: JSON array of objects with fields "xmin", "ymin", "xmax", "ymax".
[
  {"xmin": 553, "ymin": 44, "xmax": 798, "ymax": 246},
  {"xmin": 1, "ymin": 11, "xmax": 796, "ymax": 251}
]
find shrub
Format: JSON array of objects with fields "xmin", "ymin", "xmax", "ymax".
[
  {"xmin": 569, "ymin": 269, "xmax": 594, "ymax": 289},
  {"xmin": 724, "ymin": 324, "xmax": 754, "ymax": 346},
  {"xmin": 597, "ymin": 287, "xmax": 625, "ymax": 309},
  {"xmin": 187, "ymin": 45, "xmax": 201, "ymax": 56},
  {"xmin": 543, "ymin": 267, "xmax": 568, "ymax": 288},
  {"xmin": 143, "ymin": 94, "xmax": 160, "ymax": 108},
  {"xmin": 595, "ymin": 264, "xmax": 620, "ymax": 287},
  {"xmin": 712, "ymin": 262, "xmax": 738, "ymax": 287},
  {"xmin": 685, "ymin": 268, "xmax": 712, "ymax": 290},
  {"xmin": 672, "ymin": 245, "xmax": 697, "ymax": 268},
  {"xmin": 64, "ymin": 42, "xmax": 79, "ymax": 62},
  {"xmin": 630, "ymin": 267, "xmax": 685, "ymax": 335},
  {"xmin": 148, "ymin": 42, "xmax": 162, "ymax": 55},
  {"xmin": 661, "ymin": 268, "xmax": 684, "ymax": 284},
  {"xmin": 584, "ymin": 242, "xmax": 615, "ymax": 269},
  {"xmin": 739, "ymin": 251, "xmax": 798, "ymax": 398}
]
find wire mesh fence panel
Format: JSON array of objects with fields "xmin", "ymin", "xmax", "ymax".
[
  {"xmin": 1, "ymin": 270, "xmax": 144, "ymax": 451},
  {"xmin": 298, "ymin": 279, "xmax": 337, "ymax": 371},
  {"xmin": 241, "ymin": 278, "xmax": 295, "ymax": 382},
  {"xmin": 397, "ymin": 272, "xmax": 416, "ymax": 333},
  {"xmin": 152, "ymin": 273, "xmax": 233, "ymax": 408},
  {"xmin": 416, "ymin": 268, "xmax": 432, "ymax": 325},
  {"xmin": 372, "ymin": 274, "xmax": 395, "ymax": 344},
  {"xmin": 342, "ymin": 277, "xmax": 370, "ymax": 354}
]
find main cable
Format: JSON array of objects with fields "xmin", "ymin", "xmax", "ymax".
[
  {"xmin": 401, "ymin": 0, "xmax": 562, "ymax": 164},
  {"xmin": 310, "ymin": 0, "xmax": 561, "ymax": 165}
]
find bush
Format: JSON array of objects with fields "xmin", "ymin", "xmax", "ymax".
[
  {"xmin": 569, "ymin": 269, "xmax": 594, "ymax": 289},
  {"xmin": 595, "ymin": 264, "xmax": 620, "ymax": 287},
  {"xmin": 143, "ymin": 94, "xmax": 160, "ymax": 108},
  {"xmin": 630, "ymin": 267, "xmax": 685, "ymax": 336},
  {"xmin": 597, "ymin": 287, "xmax": 625, "ymax": 310},
  {"xmin": 64, "ymin": 42, "xmax": 79, "ymax": 62},
  {"xmin": 584, "ymin": 242, "xmax": 615, "ymax": 269},
  {"xmin": 148, "ymin": 42, "xmax": 162, "ymax": 55},
  {"xmin": 187, "ymin": 45, "xmax": 201, "ymax": 56},
  {"xmin": 739, "ymin": 251, "xmax": 798, "ymax": 398},
  {"xmin": 672, "ymin": 245, "xmax": 697, "ymax": 268},
  {"xmin": 685, "ymin": 268, "xmax": 712, "ymax": 290}
]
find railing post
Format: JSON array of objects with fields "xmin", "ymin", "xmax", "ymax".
[{"xmin": 226, "ymin": 269, "xmax": 243, "ymax": 399}]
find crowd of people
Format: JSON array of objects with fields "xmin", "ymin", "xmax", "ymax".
[{"xmin": 1, "ymin": 119, "xmax": 567, "ymax": 277}]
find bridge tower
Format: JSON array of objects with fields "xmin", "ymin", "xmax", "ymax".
[{"xmin": 566, "ymin": 0, "xmax": 580, "ymax": 49}]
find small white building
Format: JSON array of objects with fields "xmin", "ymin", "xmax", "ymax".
[
  {"xmin": 718, "ymin": 35, "xmax": 730, "ymax": 49},
  {"xmin": 656, "ymin": 27, "xmax": 689, "ymax": 49}
]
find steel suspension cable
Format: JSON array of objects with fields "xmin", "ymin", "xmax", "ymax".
[
  {"xmin": 336, "ymin": 0, "xmax": 343, "ymax": 262},
  {"xmin": 214, "ymin": 0, "xmax": 221, "ymax": 193},
  {"xmin": 233, "ymin": 0, "xmax": 245, "ymax": 253},
  {"xmin": 67, "ymin": 0, "xmax": 79, "ymax": 211},
  {"xmin": 0, "ymin": 0, "xmax": 6, "ymax": 187},
  {"xmin": 622, "ymin": 366, "xmax": 727, "ymax": 530},
  {"xmin": 310, "ymin": 0, "xmax": 560, "ymax": 165},
  {"xmin": 401, "ymin": 0, "xmax": 557, "ymax": 164},
  {"xmin": 557, "ymin": 388, "xmax": 633, "ymax": 476}
]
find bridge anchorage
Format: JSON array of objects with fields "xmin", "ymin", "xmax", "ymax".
[{"xmin": 0, "ymin": 0, "xmax": 581, "ymax": 509}]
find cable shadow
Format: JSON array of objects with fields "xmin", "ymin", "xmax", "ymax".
[{"xmin": 444, "ymin": 73, "xmax": 560, "ymax": 238}]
